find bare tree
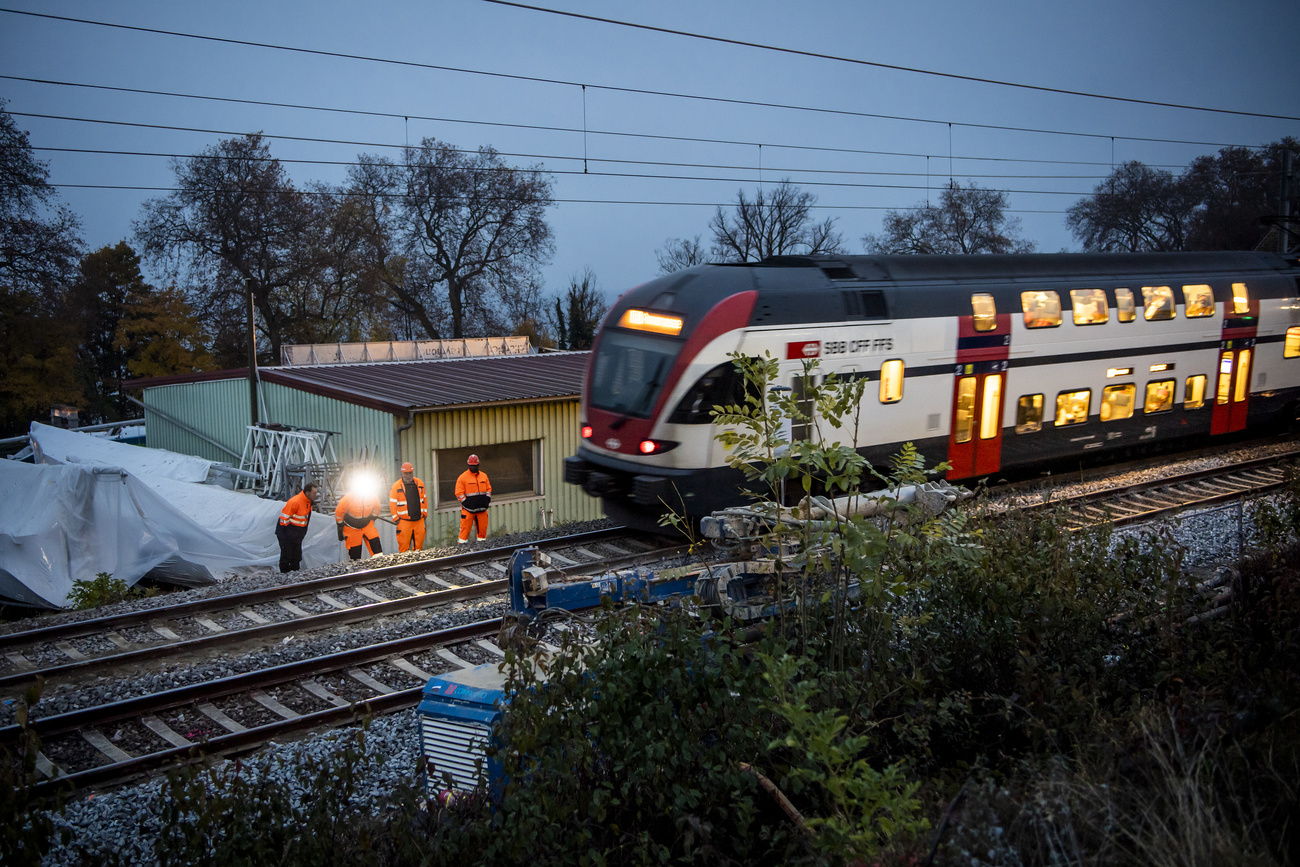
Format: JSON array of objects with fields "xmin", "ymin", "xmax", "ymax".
[
  {"xmin": 710, "ymin": 179, "xmax": 843, "ymax": 262},
  {"xmin": 134, "ymin": 133, "xmax": 333, "ymax": 364},
  {"xmin": 348, "ymin": 139, "xmax": 554, "ymax": 339},
  {"xmin": 1066, "ymin": 161, "xmax": 1195, "ymax": 252},
  {"xmin": 1184, "ymin": 140, "xmax": 1298, "ymax": 250},
  {"xmin": 864, "ymin": 181, "xmax": 1036, "ymax": 254},
  {"xmin": 655, "ymin": 235, "xmax": 707, "ymax": 274}
]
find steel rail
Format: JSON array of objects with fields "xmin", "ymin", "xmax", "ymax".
[
  {"xmin": 0, "ymin": 526, "xmax": 630, "ymax": 650},
  {"xmin": 0, "ymin": 544, "xmax": 685, "ymax": 691}
]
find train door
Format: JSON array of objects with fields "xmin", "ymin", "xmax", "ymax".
[
  {"xmin": 948, "ymin": 363, "xmax": 1006, "ymax": 478},
  {"xmin": 1210, "ymin": 343, "xmax": 1254, "ymax": 435}
]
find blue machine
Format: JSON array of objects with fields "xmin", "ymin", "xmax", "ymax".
[
  {"xmin": 507, "ymin": 547, "xmax": 698, "ymax": 622},
  {"xmin": 416, "ymin": 663, "xmax": 507, "ymax": 799}
]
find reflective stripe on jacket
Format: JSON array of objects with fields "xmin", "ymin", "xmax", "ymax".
[
  {"xmin": 279, "ymin": 491, "xmax": 314, "ymax": 529},
  {"xmin": 388, "ymin": 477, "xmax": 427, "ymax": 520},
  {"xmin": 455, "ymin": 469, "xmax": 492, "ymax": 513}
]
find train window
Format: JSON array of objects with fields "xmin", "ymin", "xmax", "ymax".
[
  {"xmin": 1115, "ymin": 288, "xmax": 1136, "ymax": 322},
  {"xmin": 1286, "ymin": 327, "xmax": 1300, "ymax": 358},
  {"xmin": 1182, "ymin": 284, "xmax": 1216, "ymax": 318},
  {"xmin": 1232, "ymin": 283, "xmax": 1250, "ymax": 314},
  {"xmin": 980, "ymin": 375, "xmax": 1002, "ymax": 438},
  {"xmin": 1054, "ymin": 389, "xmax": 1091, "ymax": 426},
  {"xmin": 1070, "ymin": 289, "xmax": 1109, "ymax": 325},
  {"xmin": 971, "ymin": 294, "xmax": 997, "ymax": 332},
  {"xmin": 1144, "ymin": 380, "xmax": 1175, "ymax": 414},
  {"xmin": 1101, "ymin": 384, "xmax": 1135, "ymax": 421},
  {"xmin": 1235, "ymin": 350, "xmax": 1251, "ymax": 402},
  {"xmin": 667, "ymin": 362, "xmax": 750, "ymax": 424},
  {"xmin": 879, "ymin": 360, "xmax": 904, "ymax": 404},
  {"xmin": 1141, "ymin": 286, "xmax": 1175, "ymax": 321},
  {"xmin": 1184, "ymin": 375, "xmax": 1207, "ymax": 409},
  {"xmin": 1015, "ymin": 394, "xmax": 1043, "ymax": 433},
  {"xmin": 1021, "ymin": 291, "xmax": 1061, "ymax": 328},
  {"xmin": 954, "ymin": 378, "xmax": 976, "ymax": 443},
  {"xmin": 587, "ymin": 331, "xmax": 677, "ymax": 417}
]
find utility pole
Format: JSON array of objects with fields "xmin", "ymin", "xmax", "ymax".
[
  {"xmin": 247, "ymin": 285, "xmax": 259, "ymax": 426},
  {"xmin": 1280, "ymin": 149, "xmax": 1293, "ymax": 254}
]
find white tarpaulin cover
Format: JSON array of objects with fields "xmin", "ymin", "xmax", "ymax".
[
  {"xmin": 0, "ymin": 441, "xmax": 338, "ymax": 609},
  {"xmin": 29, "ymin": 421, "xmax": 214, "ymax": 482}
]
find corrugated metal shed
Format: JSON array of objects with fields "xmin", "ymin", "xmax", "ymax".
[
  {"xmin": 258, "ymin": 352, "xmax": 590, "ymax": 414},
  {"xmin": 130, "ymin": 351, "xmax": 603, "ymax": 547}
]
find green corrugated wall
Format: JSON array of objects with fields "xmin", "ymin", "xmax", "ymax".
[{"xmin": 142, "ymin": 377, "xmax": 603, "ymax": 550}]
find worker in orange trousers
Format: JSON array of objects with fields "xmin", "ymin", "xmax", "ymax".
[
  {"xmin": 389, "ymin": 462, "xmax": 428, "ymax": 552},
  {"xmin": 335, "ymin": 490, "xmax": 383, "ymax": 560},
  {"xmin": 454, "ymin": 454, "xmax": 492, "ymax": 544}
]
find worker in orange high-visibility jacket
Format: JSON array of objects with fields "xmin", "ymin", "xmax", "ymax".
[
  {"xmin": 335, "ymin": 490, "xmax": 383, "ymax": 560},
  {"xmin": 276, "ymin": 482, "xmax": 320, "ymax": 573},
  {"xmin": 389, "ymin": 462, "xmax": 428, "ymax": 552},
  {"xmin": 454, "ymin": 454, "xmax": 492, "ymax": 544}
]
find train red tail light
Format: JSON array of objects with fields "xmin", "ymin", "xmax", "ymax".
[
  {"xmin": 638, "ymin": 439, "xmax": 678, "ymax": 455},
  {"xmin": 581, "ymin": 425, "xmax": 593, "ymax": 439}
]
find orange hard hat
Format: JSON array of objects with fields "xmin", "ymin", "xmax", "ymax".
[
  {"xmin": 467, "ymin": 454, "xmax": 479, "ymax": 466},
  {"xmin": 401, "ymin": 462, "xmax": 414, "ymax": 472}
]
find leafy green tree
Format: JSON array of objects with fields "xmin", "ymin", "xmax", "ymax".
[
  {"xmin": 864, "ymin": 180, "xmax": 1036, "ymax": 254},
  {"xmin": 550, "ymin": 267, "xmax": 608, "ymax": 350},
  {"xmin": 115, "ymin": 283, "xmax": 214, "ymax": 379},
  {"xmin": 68, "ymin": 242, "xmax": 148, "ymax": 421},
  {"xmin": 0, "ymin": 100, "xmax": 83, "ymax": 436}
]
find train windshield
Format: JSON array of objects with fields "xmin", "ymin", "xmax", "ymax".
[{"xmin": 589, "ymin": 331, "xmax": 679, "ymax": 417}]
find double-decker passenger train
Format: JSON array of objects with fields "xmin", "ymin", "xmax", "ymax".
[{"xmin": 563, "ymin": 252, "xmax": 1300, "ymax": 532}]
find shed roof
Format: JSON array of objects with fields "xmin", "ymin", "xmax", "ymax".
[{"xmin": 131, "ymin": 352, "xmax": 590, "ymax": 415}]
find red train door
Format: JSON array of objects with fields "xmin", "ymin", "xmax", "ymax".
[
  {"xmin": 948, "ymin": 303, "xmax": 1011, "ymax": 479},
  {"xmin": 1210, "ymin": 344, "xmax": 1254, "ymax": 434},
  {"xmin": 949, "ymin": 367, "xmax": 1006, "ymax": 478},
  {"xmin": 1211, "ymin": 290, "xmax": 1259, "ymax": 436}
]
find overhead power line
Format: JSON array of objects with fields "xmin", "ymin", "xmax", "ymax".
[{"xmin": 480, "ymin": 0, "xmax": 1300, "ymax": 122}]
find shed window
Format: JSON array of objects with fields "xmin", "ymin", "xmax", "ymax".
[
  {"xmin": 1182, "ymin": 284, "xmax": 1215, "ymax": 318},
  {"xmin": 1015, "ymin": 394, "xmax": 1043, "ymax": 433},
  {"xmin": 971, "ymin": 293, "xmax": 997, "ymax": 331},
  {"xmin": 1115, "ymin": 288, "xmax": 1136, "ymax": 323},
  {"xmin": 1021, "ymin": 291, "xmax": 1061, "ymax": 328},
  {"xmin": 1232, "ymin": 282, "xmax": 1250, "ymax": 314},
  {"xmin": 1070, "ymin": 289, "xmax": 1109, "ymax": 325},
  {"xmin": 435, "ymin": 440, "xmax": 538, "ymax": 509},
  {"xmin": 879, "ymin": 360, "xmax": 904, "ymax": 403},
  {"xmin": 1101, "ymin": 384, "xmax": 1135, "ymax": 421},
  {"xmin": 1142, "ymin": 286, "xmax": 1175, "ymax": 321},
  {"xmin": 1144, "ymin": 380, "xmax": 1175, "ymax": 413},
  {"xmin": 1285, "ymin": 327, "xmax": 1300, "ymax": 358},
  {"xmin": 1184, "ymin": 375, "xmax": 1207, "ymax": 409},
  {"xmin": 1055, "ymin": 390, "xmax": 1091, "ymax": 426}
]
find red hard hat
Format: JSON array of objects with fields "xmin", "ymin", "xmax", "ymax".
[
  {"xmin": 401, "ymin": 462, "xmax": 413, "ymax": 472},
  {"xmin": 467, "ymin": 454, "xmax": 479, "ymax": 466}
]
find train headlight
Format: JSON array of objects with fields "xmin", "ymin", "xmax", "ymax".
[
  {"xmin": 638, "ymin": 439, "xmax": 678, "ymax": 455},
  {"xmin": 581, "ymin": 425, "xmax": 593, "ymax": 439}
]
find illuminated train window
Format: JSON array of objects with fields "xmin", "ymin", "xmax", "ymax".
[
  {"xmin": 1285, "ymin": 327, "xmax": 1300, "ymax": 358},
  {"xmin": 1015, "ymin": 394, "xmax": 1044, "ymax": 433},
  {"xmin": 1184, "ymin": 375, "xmax": 1207, "ymax": 409},
  {"xmin": 1144, "ymin": 379, "xmax": 1176, "ymax": 413},
  {"xmin": 1182, "ymin": 284, "xmax": 1216, "ymax": 318},
  {"xmin": 1115, "ymin": 288, "xmax": 1136, "ymax": 322},
  {"xmin": 879, "ymin": 360, "xmax": 904, "ymax": 404},
  {"xmin": 1141, "ymin": 286, "xmax": 1175, "ymax": 321},
  {"xmin": 1055, "ymin": 389, "xmax": 1091, "ymax": 426},
  {"xmin": 1232, "ymin": 283, "xmax": 1250, "ymax": 314},
  {"xmin": 1021, "ymin": 291, "xmax": 1061, "ymax": 328},
  {"xmin": 1100, "ymin": 384, "xmax": 1135, "ymax": 421},
  {"xmin": 970, "ymin": 293, "xmax": 997, "ymax": 331},
  {"xmin": 1070, "ymin": 289, "xmax": 1109, "ymax": 325}
]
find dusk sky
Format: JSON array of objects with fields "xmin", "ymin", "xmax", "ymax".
[{"xmin": 3, "ymin": 0, "xmax": 1297, "ymax": 306}]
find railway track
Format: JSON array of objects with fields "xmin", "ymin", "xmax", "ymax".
[
  {"xmin": 0, "ymin": 527, "xmax": 658, "ymax": 691},
  {"xmin": 3, "ymin": 533, "xmax": 694, "ymax": 793},
  {"xmin": 1014, "ymin": 452, "xmax": 1297, "ymax": 530}
]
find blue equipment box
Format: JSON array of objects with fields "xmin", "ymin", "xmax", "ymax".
[{"xmin": 417, "ymin": 662, "xmax": 507, "ymax": 798}]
